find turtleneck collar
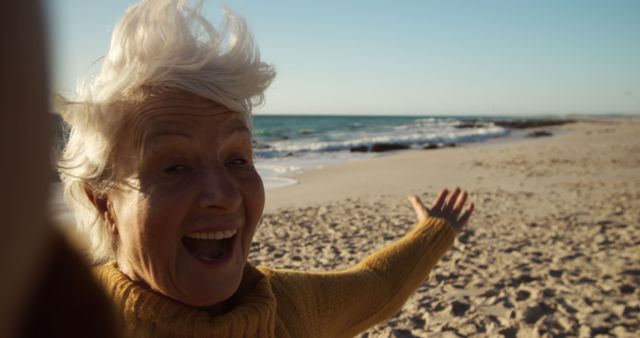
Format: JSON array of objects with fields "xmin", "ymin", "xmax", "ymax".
[{"xmin": 95, "ymin": 261, "xmax": 277, "ymax": 337}]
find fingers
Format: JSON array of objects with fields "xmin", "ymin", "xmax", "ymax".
[
  {"xmin": 408, "ymin": 194, "xmax": 429, "ymax": 221},
  {"xmin": 412, "ymin": 188, "xmax": 474, "ymax": 232},
  {"xmin": 452, "ymin": 190, "xmax": 468, "ymax": 217},
  {"xmin": 457, "ymin": 203, "xmax": 474, "ymax": 229},
  {"xmin": 431, "ymin": 189, "xmax": 449, "ymax": 211},
  {"xmin": 442, "ymin": 187, "xmax": 461, "ymax": 214}
]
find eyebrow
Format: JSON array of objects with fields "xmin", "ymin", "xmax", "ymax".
[
  {"xmin": 143, "ymin": 130, "xmax": 193, "ymax": 145},
  {"xmin": 223, "ymin": 119, "xmax": 251, "ymax": 137},
  {"xmin": 142, "ymin": 118, "xmax": 250, "ymax": 146}
]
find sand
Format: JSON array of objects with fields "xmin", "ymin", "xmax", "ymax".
[{"xmin": 254, "ymin": 117, "xmax": 640, "ymax": 337}]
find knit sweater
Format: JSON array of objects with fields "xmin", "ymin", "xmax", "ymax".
[{"xmin": 95, "ymin": 216, "xmax": 455, "ymax": 338}]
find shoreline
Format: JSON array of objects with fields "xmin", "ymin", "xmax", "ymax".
[{"xmin": 264, "ymin": 118, "xmax": 580, "ymax": 213}]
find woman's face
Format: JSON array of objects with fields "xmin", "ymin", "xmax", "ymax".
[{"xmin": 105, "ymin": 94, "xmax": 264, "ymax": 308}]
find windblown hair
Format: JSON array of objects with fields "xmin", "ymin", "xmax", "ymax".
[{"xmin": 57, "ymin": 0, "xmax": 275, "ymax": 263}]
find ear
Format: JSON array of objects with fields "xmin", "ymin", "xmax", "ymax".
[{"xmin": 84, "ymin": 186, "xmax": 118, "ymax": 235}]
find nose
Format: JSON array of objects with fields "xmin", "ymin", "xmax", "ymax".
[{"xmin": 197, "ymin": 165, "xmax": 242, "ymax": 211}]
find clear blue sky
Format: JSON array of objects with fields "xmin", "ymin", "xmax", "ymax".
[{"xmin": 46, "ymin": 0, "xmax": 640, "ymax": 115}]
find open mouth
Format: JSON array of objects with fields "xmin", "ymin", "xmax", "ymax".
[{"xmin": 182, "ymin": 229, "xmax": 237, "ymax": 262}]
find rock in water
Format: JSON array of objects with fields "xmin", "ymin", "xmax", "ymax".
[
  {"xmin": 370, "ymin": 143, "xmax": 409, "ymax": 152},
  {"xmin": 350, "ymin": 145, "xmax": 369, "ymax": 152}
]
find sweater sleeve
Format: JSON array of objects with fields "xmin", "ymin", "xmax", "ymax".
[{"xmin": 263, "ymin": 216, "xmax": 455, "ymax": 338}]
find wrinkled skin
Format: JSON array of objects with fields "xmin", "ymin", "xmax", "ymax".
[{"xmin": 93, "ymin": 93, "xmax": 264, "ymax": 311}]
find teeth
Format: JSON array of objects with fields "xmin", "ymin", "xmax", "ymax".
[{"xmin": 185, "ymin": 229, "xmax": 237, "ymax": 240}]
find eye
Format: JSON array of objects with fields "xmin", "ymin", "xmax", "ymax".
[
  {"xmin": 227, "ymin": 158, "xmax": 249, "ymax": 166},
  {"xmin": 163, "ymin": 164, "xmax": 192, "ymax": 174}
]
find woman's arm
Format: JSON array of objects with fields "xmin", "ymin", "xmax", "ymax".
[{"xmin": 264, "ymin": 189, "xmax": 473, "ymax": 338}]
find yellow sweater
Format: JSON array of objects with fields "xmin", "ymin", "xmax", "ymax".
[{"xmin": 95, "ymin": 217, "xmax": 454, "ymax": 338}]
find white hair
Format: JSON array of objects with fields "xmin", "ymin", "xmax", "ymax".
[{"xmin": 57, "ymin": 0, "xmax": 275, "ymax": 263}]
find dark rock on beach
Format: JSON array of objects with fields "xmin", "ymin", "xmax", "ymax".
[
  {"xmin": 422, "ymin": 143, "xmax": 456, "ymax": 150},
  {"xmin": 370, "ymin": 143, "xmax": 410, "ymax": 153},
  {"xmin": 422, "ymin": 144, "xmax": 439, "ymax": 150},
  {"xmin": 350, "ymin": 143, "xmax": 411, "ymax": 153},
  {"xmin": 527, "ymin": 130, "xmax": 553, "ymax": 138}
]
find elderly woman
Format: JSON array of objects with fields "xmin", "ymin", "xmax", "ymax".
[{"xmin": 58, "ymin": 1, "xmax": 473, "ymax": 337}]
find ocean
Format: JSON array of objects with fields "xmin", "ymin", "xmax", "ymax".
[{"xmin": 252, "ymin": 115, "xmax": 512, "ymax": 189}]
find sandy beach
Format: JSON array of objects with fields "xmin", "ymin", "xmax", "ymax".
[{"xmin": 254, "ymin": 117, "xmax": 640, "ymax": 337}]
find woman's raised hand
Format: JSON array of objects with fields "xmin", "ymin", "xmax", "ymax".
[{"xmin": 408, "ymin": 188, "xmax": 474, "ymax": 233}]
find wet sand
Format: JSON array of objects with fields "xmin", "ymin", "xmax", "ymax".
[{"xmin": 255, "ymin": 117, "xmax": 640, "ymax": 337}]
